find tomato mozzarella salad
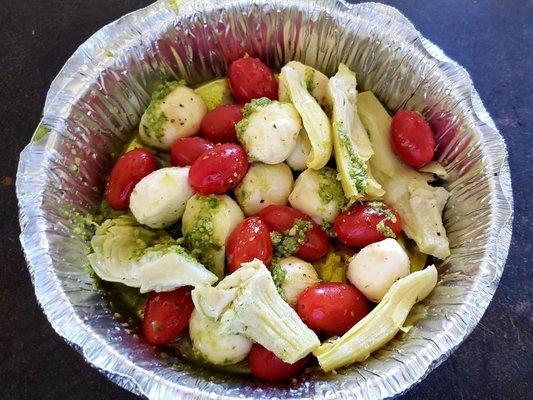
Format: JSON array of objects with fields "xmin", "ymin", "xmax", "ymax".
[{"xmin": 88, "ymin": 56, "xmax": 449, "ymax": 380}]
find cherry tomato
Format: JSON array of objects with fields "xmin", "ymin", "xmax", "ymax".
[
  {"xmin": 390, "ymin": 110, "xmax": 436, "ymax": 167},
  {"xmin": 143, "ymin": 287, "xmax": 194, "ymax": 345},
  {"xmin": 170, "ymin": 137, "xmax": 215, "ymax": 167},
  {"xmin": 200, "ymin": 104, "xmax": 243, "ymax": 144},
  {"xmin": 296, "ymin": 283, "xmax": 369, "ymax": 335},
  {"xmin": 188, "ymin": 143, "xmax": 249, "ymax": 195},
  {"xmin": 257, "ymin": 205, "xmax": 329, "ymax": 262},
  {"xmin": 333, "ymin": 202, "xmax": 402, "ymax": 248},
  {"xmin": 226, "ymin": 217, "xmax": 273, "ymax": 273},
  {"xmin": 249, "ymin": 344, "xmax": 309, "ymax": 381},
  {"xmin": 105, "ymin": 148, "xmax": 157, "ymax": 211},
  {"xmin": 228, "ymin": 57, "xmax": 278, "ymax": 103}
]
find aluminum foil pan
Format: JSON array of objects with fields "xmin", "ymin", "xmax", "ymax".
[{"xmin": 16, "ymin": 0, "xmax": 513, "ymax": 398}]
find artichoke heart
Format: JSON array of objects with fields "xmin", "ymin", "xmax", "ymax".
[
  {"xmin": 329, "ymin": 64, "xmax": 384, "ymax": 201},
  {"xmin": 279, "ymin": 63, "xmax": 332, "ymax": 170},
  {"xmin": 314, "ymin": 265, "xmax": 438, "ymax": 372},
  {"xmin": 192, "ymin": 259, "xmax": 320, "ymax": 364},
  {"xmin": 88, "ymin": 215, "xmax": 217, "ymax": 293},
  {"xmin": 357, "ymin": 91, "xmax": 450, "ymax": 259}
]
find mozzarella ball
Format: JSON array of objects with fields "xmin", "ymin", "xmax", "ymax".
[
  {"xmin": 286, "ymin": 130, "xmax": 311, "ymax": 171},
  {"xmin": 182, "ymin": 194, "xmax": 244, "ymax": 278},
  {"xmin": 347, "ymin": 238, "xmax": 410, "ymax": 302},
  {"xmin": 238, "ymin": 101, "xmax": 301, "ymax": 164},
  {"xmin": 234, "ymin": 163, "xmax": 294, "ymax": 216},
  {"xmin": 139, "ymin": 84, "xmax": 207, "ymax": 150},
  {"xmin": 189, "ymin": 309, "xmax": 252, "ymax": 365},
  {"xmin": 129, "ymin": 167, "xmax": 194, "ymax": 229},
  {"xmin": 276, "ymin": 256, "xmax": 320, "ymax": 306},
  {"xmin": 289, "ymin": 167, "xmax": 346, "ymax": 224}
]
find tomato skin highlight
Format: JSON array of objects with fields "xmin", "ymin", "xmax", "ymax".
[
  {"xmin": 228, "ymin": 57, "xmax": 278, "ymax": 103},
  {"xmin": 142, "ymin": 287, "xmax": 194, "ymax": 345},
  {"xmin": 226, "ymin": 217, "xmax": 273, "ymax": 273},
  {"xmin": 390, "ymin": 110, "xmax": 436, "ymax": 167},
  {"xmin": 200, "ymin": 104, "xmax": 243, "ymax": 144},
  {"xmin": 249, "ymin": 344, "xmax": 309, "ymax": 381},
  {"xmin": 105, "ymin": 148, "xmax": 157, "ymax": 211},
  {"xmin": 333, "ymin": 203, "xmax": 402, "ymax": 248},
  {"xmin": 296, "ymin": 283, "xmax": 369, "ymax": 335},
  {"xmin": 188, "ymin": 143, "xmax": 249, "ymax": 195},
  {"xmin": 170, "ymin": 137, "xmax": 215, "ymax": 167},
  {"xmin": 257, "ymin": 205, "xmax": 329, "ymax": 262}
]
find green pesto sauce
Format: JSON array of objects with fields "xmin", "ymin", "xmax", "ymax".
[
  {"xmin": 97, "ymin": 199, "xmax": 127, "ymax": 221},
  {"xmin": 368, "ymin": 201, "xmax": 398, "ymax": 223},
  {"xmin": 320, "ymin": 221, "xmax": 335, "ymax": 238},
  {"xmin": 376, "ymin": 220, "xmax": 396, "ymax": 238},
  {"xmin": 167, "ymin": 0, "xmax": 182, "ymax": 12},
  {"xmin": 270, "ymin": 258, "xmax": 287, "ymax": 298},
  {"xmin": 144, "ymin": 81, "xmax": 182, "ymax": 140},
  {"xmin": 69, "ymin": 157, "xmax": 82, "ymax": 173},
  {"xmin": 270, "ymin": 219, "xmax": 313, "ymax": 258},
  {"xmin": 242, "ymin": 97, "xmax": 273, "ymax": 118},
  {"xmin": 235, "ymin": 97, "xmax": 273, "ymax": 144},
  {"xmin": 99, "ymin": 280, "xmax": 147, "ymax": 323},
  {"xmin": 63, "ymin": 199, "xmax": 124, "ymax": 244},
  {"xmin": 368, "ymin": 201, "xmax": 397, "ymax": 238},
  {"xmin": 336, "ymin": 122, "xmax": 369, "ymax": 195},
  {"xmin": 317, "ymin": 167, "xmax": 347, "ymax": 209},
  {"xmin": 131, "ymin": 242, "xmax": 189, "ymax": 262},
  {"xmin": 304, "ymin": 68, "xmax": 315, "ymax": 94},
  {"xmin": 183, "ymin": 195, "xmax": 222, "ymax": 269},
  {"xmin": 32, "ymin": 123, "xmax": 50, "ymax": 142},
  {"xmin": 235, "ymin": 119, "xmax": 248, "ymax": 143}
]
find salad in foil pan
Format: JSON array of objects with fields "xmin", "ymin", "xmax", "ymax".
[{"xmin": 16, "ymin": 0, "xmax": 512, "ymax": 398}]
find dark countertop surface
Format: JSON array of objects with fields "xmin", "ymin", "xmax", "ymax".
[{"xmin": 0, "ymin": 0, "xmax": 531, "ymax": 398}]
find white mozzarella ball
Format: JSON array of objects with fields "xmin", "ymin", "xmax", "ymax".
[
  {"xmin": 286, "ymin": 130, "xmax": 311, "ymax": 171},
  {"xmin": 289, "ymin": 167, "xmax": 346, "ymax": 224},
  {"xmin": 139, "ymin": 85, "xmax": 207, "ymax": 150},
  {"xmin": 276, "ymin": 256, "xmax": 320, "ymax": 306},
  {"xmin": 234, "ymin": 163, "xmax": 294, "ymax": 216},
  {"xmin": 210, "ymin": 195, "xmax": 245, "ymax": 249},
  {"xmin": 347, "ymin": 238, "xmax": 410, "ymax": 302},
  {"xmin": 129, "ymin": 167, "xmax": 194, "ymax": 229},
  {"xmin": 189, "ymin": 309, "xmax": 252, "ymax": 365},
  {"xmin": 239, "ymin": 102, "xmax": 301, "ymax": 164}
]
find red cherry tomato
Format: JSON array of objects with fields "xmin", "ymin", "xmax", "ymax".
[
  {"xmin": 226, "ymin": 217, "xmax": 273, "ymax": 273},
  {"xmin": 142, "ymin": 287, "xmax": 194, "ymax": 345},
  {"xmin": 200, "ymin": 104, "xmax": 243, "ymax": 144},
  {"xmin": 188, "ymin": 143, "xmax": 249, "ymax": 195},
  {"xmin": 170, "ymin": 137, "xmax": 215, "ymax": 167},
  {"xmin": 105, "ymin": 148, "xmax": 157, "ymax": 211},
  {"xmin": 390, "ymin": 110, "xmax": 436, "ymax": 167},
  {"xmin": 249, "ymin": 344, "xmax": 309, "ymax": 381},
  {"xmin": 228, "ymin": 57, "xmax": 278, "ymax": 103},
  {"xmin": 257, "ymin": 205, "xmax": 329, "ymax": 262},
  {"xmin": 333, "ymin": 202, "xmax": 402, "ymax": 248},
  {"xmin": 296, "ymin": 283, "xmax": 369, "ymax": 335}
]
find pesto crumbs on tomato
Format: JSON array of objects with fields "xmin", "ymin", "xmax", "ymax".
[{"xmin": 270, "ymin": 219, "xmax": 313, "ymax": 257}]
